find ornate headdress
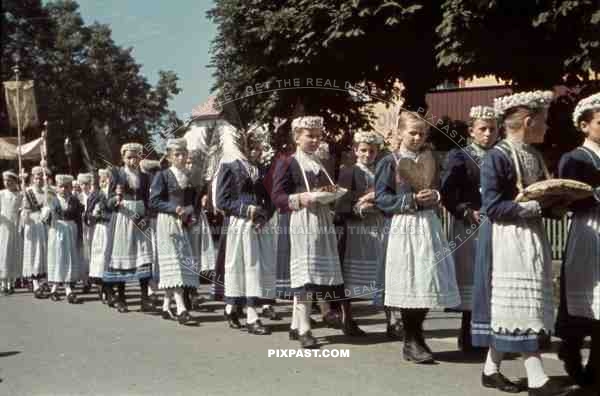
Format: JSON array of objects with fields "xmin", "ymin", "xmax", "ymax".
[
  {"xmin": 120, "ymin": 142, "xmax": 143, "ymax": 156},
  {"xmin": 353, "ymin": 130, "xmax": 384, "ymax": 147},
  {"xmin": 166, "ymin": 138, "xmax": 188, "ymax": 151},
  {"xmin": 247, "ymin": 123, "xmax": 275, "ymax": 166},
  {"xmin": 31, "ymin": 166, "xmax": 44, "ymax": 176},
  {"xmin": 291, "ymin": 116, "xmax": 324, "ymax": 131},
  {"xmin": 55, "ymin": 174, "xmax": 74, "ymax": 185},
  {"xmin": 572, "ymin": 92, "xmax": 600, "ymax": 129},
  {"xmin": 469, "ymin": 105, "xmax": 496, "ymax": 120},
  {"xmin": 494, "ymin": 90, "xmax": 554, "ymax": 117},
  {"xmin": 77, "ymin": 173, "xmax": 93, "ymax": 184},
  {"xmin": 2, "ymin": 170, "xmax": 18, "ymax": 180}
]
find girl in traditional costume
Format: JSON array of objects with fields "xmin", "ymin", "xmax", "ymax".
[
  {"xmin": 77, "ymin": 172, "xmax": 93, "ymax": 292},
  {"xmin": 335, "ymin": 130, "xmax": 387, "ymax": 334},
  {"xmin": 555, "ymin": 92, "xmax": 600, "ymax": 388},
  {"xmin": 441, "ymin": 105, "xmax": 498, "ymax": 351},
  {"xmin": 105, "ymin": 143, "xmax": 154, "ymax": 313},
  {"xmin": 375, "ymin": 111, "xmax": 460, "ymax": 364},
  {"xmin": 471, "ymin": 91, "xmax": 567, "ymax": 396},
  {"xmin": 22, "ymin": 166, "xmax": 50, "ymax": 298},
  {"xmin": 214, "ymin": 127, "xmax": 277, "ymax": 334},
  {"xmin": 0, "ymin": 170, "xmax": 23, "ymax": 295},
  {"xmin": 45, "ymin": 174, "xmax": 83, "ymax": 303},
  {"xmin": 272, "ymin": 116, "xmax": 353, "ymax": 348},
  {"xmin": 182, "ymin": 153, "xmax": 216, "ymax": 311},
  {"xmin": 86, "ymin": 169, "xmax": 114, "ymax": 303},
  {"xmin": 150, "ymin": 138, "xmax": 200, "ymax": 324},
  {"xmin": 139, "ymin": 160, "xmax": 163, "ymax": 308}
]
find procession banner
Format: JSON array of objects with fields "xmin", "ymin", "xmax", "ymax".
[{"xmin": 3, "ymin": 80, "xmax": 39, "ymax": 130}]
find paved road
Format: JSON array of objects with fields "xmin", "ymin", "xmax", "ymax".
[{"xmin": 0, "ymin": 286, "xmax": 594, "ymax": 396}]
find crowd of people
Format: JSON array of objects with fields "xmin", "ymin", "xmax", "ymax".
[{"xmin": 0, "ymin": 90, "xmax": 598, "ymax": 396}]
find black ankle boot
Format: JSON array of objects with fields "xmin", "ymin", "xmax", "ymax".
[
  {"xmin": 299, "ymin": 331, "xmax": 318, "ymax": 349},
  {"xmin": 247, "ymin": 320, "xmax": 271, "ymax": 335},
  {"xmin": 401, "ymin": 309, "xmax": 434, "ymax": 364},
  {"xmin": 558, "ymin": 338, "xmax": 586, "ymax": 385}
]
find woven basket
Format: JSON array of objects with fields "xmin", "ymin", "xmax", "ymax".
[{"xmin": 515, "ymin": 178, "xmax": 593, "ymax": 208}]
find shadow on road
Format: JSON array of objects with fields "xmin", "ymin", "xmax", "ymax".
[{"xmin": 0, "ymin": 351, "xmax": 21, "ymax": 358}]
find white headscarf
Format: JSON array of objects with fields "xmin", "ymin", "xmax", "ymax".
[{"xmin": 211, "ymin": 123, "xmax": 258, "ymax": 209}]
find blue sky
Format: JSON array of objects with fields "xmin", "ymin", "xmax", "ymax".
[{"xmin": 76, "ymin": 0, "xmax": 217, "ymax": 117}]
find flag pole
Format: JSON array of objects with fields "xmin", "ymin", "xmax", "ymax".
[
  {"xmin": 12, "ymin": 53, "xmax": 24, "ymax": 191},
  {"xmin": 41, "ymin": 121, "xmax": 49, "ymax": 203}
]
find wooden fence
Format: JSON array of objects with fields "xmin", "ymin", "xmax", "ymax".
[{"xmin": 438, "ymin": 207, "xmax": 570, "ymax": 261}]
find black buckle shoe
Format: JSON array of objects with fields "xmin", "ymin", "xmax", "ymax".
[
  {"xmin": 322, "ymin": 311, "xmax": 342, "ymax": 329},
  {"xmin": 116, "ymin": 301, "xmax": 129, "ymax": 313},
  {"xmin": 481, "ymin": 373, "xmax": 521, "ymax": 393},
  {"xmin": 343, "ymin": 319, "xmax": 366, "ymax": 337},
  {"xmin": 67, "ymin": 293, "xmax": 81, "ymax": 304},
  {"xmin": 289, "ymin": 328, "xmax": 299, "ymax": 340},
  {"xmin": 224, "ymin": 308, "xmax": 242, "ymax": 329},
  {"xmin": 261, "ymin": 306, "xmax": 282, "ymax": 321},
  {"xmin": 403, "ymin": 339, "xmax": 435, "ymax": 364},
  {"xmin": 161, "ymin": 308, "xmax": 176, "ymax": 320},
  {"xmin": 247, "ymin": 320, "xmax": 271, "ymax": 335},
  {"xmin": 177, "ymin": 310, "xmax": 193, "ymax": 325},
  {"xmin": 106, "ymin": 293, "xmax": 117, "ymax": 308},
  {"xmin": 527, "ymin": 379, "xmax": 571, "ymax": 396},
  {"xmin": 299, "ymin": 331, "xmax": 319, "ymax": 349}
]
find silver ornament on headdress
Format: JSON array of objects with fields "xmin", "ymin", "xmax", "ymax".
[
  {"xmin": 55, "ymin": 174, "xmax": 74, "ymax": 185},
  {"xmin": 572, "ymin": 92, "xmax": 600, "ymax": 129},
  {"xmin": 494, "ymin": 90, "xmax": 553, "ymax": 117},
  {"xmin": 291, "ymin": 116, "xmax": 324, "ymax": 130},
  {"xmin": 120, "ymin": 142, "xmax": 143, "ymax": 156}
]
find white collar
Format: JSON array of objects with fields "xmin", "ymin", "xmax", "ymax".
[
  {"xmin": 356, "ymin": 161, "xmax": 375, "ymax": 174},
  {"xmin": 505, "ymin": 136, "xmax": 528, "ymax": 150},
  {"xmin": 396, "ymin": 147, "xmax": 419, "ymax": 160},
  {"xmin": 469, "ymin": 142, "xmax": 488, "ymax": 157},
  {"xmin": 583, "ymin": 138, "xmax": 600, "ymax": 158},
  {"xmin": 295, "ymin": 148, "xmax": 322, "ymax": 174}
]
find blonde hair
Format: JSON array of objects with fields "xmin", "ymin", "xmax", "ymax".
[
  {"xmin": 397, "ymin": 111, "xmax": 429, "ymax": 135},
  {"xmin": 503, "ymin": 106, "xmax": 543, "ymax": 131},
  {"xmin": 293, "ymin": 127, "xmax": 321, "ymax": 142}
]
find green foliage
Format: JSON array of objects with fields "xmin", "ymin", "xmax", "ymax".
[
  {"xmin": 210, "ymin": 0, "xmax": 598, "ymax": 158},
  {"xmin": 208, "ymin": 0, "xmax": 443, "ymax": 152},
  {"xmin": 436, "ymin": 0, "xmax": 599, "ymax": 88},
  {"xmin": 1, "ymin": 0, "xmax": 181, "ymax": 173}
]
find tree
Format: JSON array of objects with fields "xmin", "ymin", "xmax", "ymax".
[
  {"xmin": 1, "ymin": 0, "xmax": 181, "ymax": 172},
  {"xmin": 209, "ymin": 0, "xmax": 599, "ymax": 158},
  {"xmin": 436, "ymin": 0, "xmax": 600, "ymax": 88},
  {"xmin": 208, "ymin": 0, "xmax": 444, "ymax": 151}
]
